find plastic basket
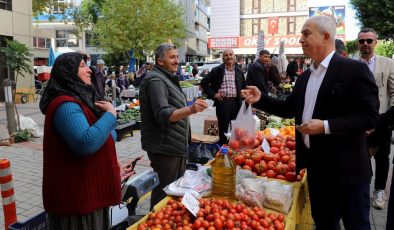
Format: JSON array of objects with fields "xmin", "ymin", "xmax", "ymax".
[{"xmin": 8, "ymin": 212, "xmax": 48, "ymax": 230}]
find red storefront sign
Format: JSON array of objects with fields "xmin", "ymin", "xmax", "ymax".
[{"xmin": 209, "ymin": 35, "xmax": 302, "ymax": 49}]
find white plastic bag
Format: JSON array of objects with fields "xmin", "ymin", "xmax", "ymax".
[
  {"xmin": 262, "ymin": 181, "xmax": 293, "ymax": 214},
  {"xmin": 163, "ymin": 165, "xmax": 211, "ymax": 197},
  {"xmin": 18, "ymin": 115, "xmax": 43, "ymax": 138},
  {"xmin": 228, "ymin": 101, "xmax": 256, "ymax": 151},
  {"xmin": 236, "ymin": 178, "xmax": 267, "ymax": 208}
]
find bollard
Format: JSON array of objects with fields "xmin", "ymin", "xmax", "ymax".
[{"xmin": 0, "ymin": 159, "xmax": 17, "ymax": 230}]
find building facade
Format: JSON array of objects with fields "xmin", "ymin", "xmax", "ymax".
[
  {"xmin": 0, "ymin": 0, "xmax": 34, "ymax": 102},
  {"xmin": 210, "ymin": 0, "xmax": 308, "ymax": 59},
  {"xmin": 176, "ymin": 0, "xmax": 210, "ymax": 63}
]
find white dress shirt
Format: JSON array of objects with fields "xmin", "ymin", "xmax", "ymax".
[
  {"xmin": 302, "ymin": 51, "xmax": 335, "ymax": 148},
  {"xmin": 360, "ymin": 55, "xmax": 376, "ymax": 73}
]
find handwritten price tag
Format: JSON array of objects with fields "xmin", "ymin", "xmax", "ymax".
[
  {"xmin": 182, "ymin": 191, "xmax": 200, "ymax": 217},
  {"xmin": 269, "ymin": 128, "xmax": 280, "ymax": 136},
  {"xmin": 261, "ymin": 138, "xmax": 270, "ymax": 153}
]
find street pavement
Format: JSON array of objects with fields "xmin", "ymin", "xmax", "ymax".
[{"xmin": 0, "ymin": 101, "xmax": 392, "ymax": 229}]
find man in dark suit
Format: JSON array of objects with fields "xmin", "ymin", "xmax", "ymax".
[
  {"xmin": 246, "ymin": 49, "xmax": 280, "ymax": 94},
  {"xmin": 200, "ymin": 49, "xmax": 246, "ymax": 145},
  {"xmin": 243, "ymin": 15, "xmax": 379, "ymax": 230}
]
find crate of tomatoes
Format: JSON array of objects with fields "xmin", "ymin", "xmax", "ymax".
[{"xmin": 131, "ymin": 196, "xmax": 287, "ymax": 230}]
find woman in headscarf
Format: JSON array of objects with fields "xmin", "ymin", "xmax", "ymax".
[{"xmin": 39, "ymin": 52, "xmax": 121, "ymax": 230}]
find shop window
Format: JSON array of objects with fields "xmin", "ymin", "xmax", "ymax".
[
  {"xmin": 0, "ymin": 0, "xmax": 12, "ymax": 11},
  {"xmin": 252, "ymin": 0, "xmax": 260, "ymax": 14},
  {"xmin": 56, "ymin": 30, "xmax": 79, "ymax": 47},
  {"xmin": 287, "ymin": 17, "xmax": 295, "ymax": 34},
  {"xmin": 252, "ymin": 18, "xmax": 261, "ymax": 35},
  {"xmin": 288, "ymin": 0, "xmax": 296, "ymax": 11},
  {"xmin": 33, "ymin": 37, "xmax": 52, "ymax": 48}
]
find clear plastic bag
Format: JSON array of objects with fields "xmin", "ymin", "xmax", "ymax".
[
  {"xmin": 163, "ymin": 165, "xmax": 211, "ymax": 197},
  {"xmin": 236, "ymin": 178, "xmax": 267, "ymax": 208},
  {"xmin": 228, "ymin": 101, "xmax": 256, "ymax": 151},
  {"xmin": 262, "ymin": 181, "xmax": 293, "ymax": 214}
]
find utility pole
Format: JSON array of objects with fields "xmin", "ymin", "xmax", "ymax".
[{"xmin": 3, "ymin": 78, "xmax": 16, "ymax": 135}]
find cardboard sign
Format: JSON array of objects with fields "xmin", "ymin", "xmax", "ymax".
[
  {"xmin": 182, "ymin": 191, "xmax": 200, "ymax": 217},
  {"xmin": 261, "ymin": 138, "xmax": 270, "ymax": 153}
]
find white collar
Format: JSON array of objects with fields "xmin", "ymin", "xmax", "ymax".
[{"xmin": 311, "ymin": 50, "xmax": 335, "ymax": 72}]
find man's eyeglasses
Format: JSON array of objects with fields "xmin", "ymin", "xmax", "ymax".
[{"xmin": 358, "ymin": 39, "xmax": 374, "ymax": 44}]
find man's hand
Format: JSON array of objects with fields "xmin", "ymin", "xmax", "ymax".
[
  {"xmin": 189, "ymin": 99, "xmax": 208, "ymax": 114},
  {"xmin": 241, "ymin": 86, "xmax": 261, "ymax": 104},
  {"xmin": 95, "ymin": 101, "xmax": 116, "ymax": 117},
  {"xmin": 214, "ymin": 92, "xmax": 225, "ymax": 101},
  {"xmin": 296, "ymin": 119, "xmax": 325, "ymax": 135},
  {"xmin": 365, "ymin": 129, "xmax": 375, "ymax": 136}
]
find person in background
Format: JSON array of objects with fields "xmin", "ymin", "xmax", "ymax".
[
  {"xmin": 192, "ymin": 63, "xmax": 199, "ymax": 77},
  {"xmin": 243, "ymin": 15, "xmax": 379, "ymax": 230},
  {"xmin": 39, "ymin": 52, "xmax": 120, "ymax": 230},
  {"xmin": 116, "ymin": 72, "xmax": 129, "ymax": 93},
  {"xmin": 107, "ymin": 73, "xmax": 120, "ymax": 98},
  {"xmin": 286, "ymin": 56, "xmax": 301, "ymax": 82},
  {"xmin": 200, "ymin": 49, "xmax": 246, "ymax": 145},
  {"xmin": 77, "ymin": 51, "xmax": 106, "ymax": 100},
  {"xmin": 139, "ymin": 44, "xmax": 208, "ymax": 210},
  {"xmin": 367, "ymin": 105, "xmax": 394, "ymax": 230},
  {"xmin": 134, "ymin": 62, "xmax": 151, "ymax": 88},
  {"xmin": 246, "ymin": 49, "xmax": 271, "ymax": 94},
  {"xmin": 335, "ymin": 39, "xmax": 347, "ymax": 57},
  {"xmin": 356, "ymin": 28, "xmax": 394, "ymax": 210}
]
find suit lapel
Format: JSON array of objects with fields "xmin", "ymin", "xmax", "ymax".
[
  {"xmin": 313, "ymin": 54, "xmax": 341, "ymax": 116},
  {"xmin": 373, "ymin": 56, "xmax": 380, "ymax": 78}
]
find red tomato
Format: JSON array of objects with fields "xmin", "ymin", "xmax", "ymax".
[
  {"xmin": 288, "ymin": 161, "xmax": 296, "ymax": 171},
  {"xmin": 251, "ymin": 153, "xmax": 262, "ymax": 163},
  {"xmin": 214, "ymin": 219, "xmax": 223, "ymax": 229},
  {"xmin": 244, "ymin": 159, "xmax": 255, "ymax": 168},
  {"xmin": 285, "ymin": 171, "xmax": 297, "ymax": 182},
  {"xmin": 242, "ymin": 165, "xmax": 252, "ymax": 171},
  {"xmin": 266, "ymin": 170, "xmax": 276, "ymax": 178},
  {"xmin": 270, "ymin": 146, "xmax": 279, "ymax": 154},
  {"xmin": 281, "ymin": 155, "xmax": 290, "ymax": 164},
  {"xmin": 233, "ymin": 154, "xmax": 246, "ymax": 165},
  {"xmin": 229, "ymin": 139, "xmax": 240, "ymax": 150},
  {"xmin": 226, "ymin": 219, "xmax": 235, "ymax": 229},
  {"xmin": 277, "ymin": 213, "xmax": 285, "ymax": 222}
]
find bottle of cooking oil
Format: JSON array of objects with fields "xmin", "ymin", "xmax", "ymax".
[{"xmin": 211, "ymin": 146, "xmax": 236, "ymax": 199}]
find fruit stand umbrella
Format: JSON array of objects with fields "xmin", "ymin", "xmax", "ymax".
[{"xmin": 48, "ymin": 46, "xmax": 55, "ymax": 67}]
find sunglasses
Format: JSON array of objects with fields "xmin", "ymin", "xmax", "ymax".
[{"xmin": 358, "ymin": 39, "xmax": 374, "ymax": 44}]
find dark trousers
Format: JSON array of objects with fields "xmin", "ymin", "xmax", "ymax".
[
  {"xmin": 374, "ymin": 129, "xmax": 392, "ymax": 190},
  {"xmin": 387, "ymin": 167, "xmax": 394, "ymax": 230},
  {"xmin": 215, "ymin": 98, "xmax": 240, "ymax": 145},
  {"xmin": 308, "ymin": 176, "xmax": 371, "ymax": 230},
  {"xmin": 147, "ymin": 153, "xmax": 186, "ymax": 210}
]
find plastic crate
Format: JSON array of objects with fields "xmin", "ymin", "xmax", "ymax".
[{"xmin": 8, "ymin": 212, "xmax": 48, "ymax": 230}]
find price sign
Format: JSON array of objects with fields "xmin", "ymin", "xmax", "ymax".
[
  {"xmin": 182, "ymin": 191, "xmax": 200, "ymax": 217},
  {"xmin": 269, "ymin": 128, "xmax": 280, "ymax": 136},
  {"xmin": 261, "ymin": 138, "xmax": 270, "ymax": 153}
]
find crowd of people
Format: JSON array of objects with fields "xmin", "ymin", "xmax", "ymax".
[{"xmin": 37, "ymin": 14, "xmax": 394, "ymax": 230}]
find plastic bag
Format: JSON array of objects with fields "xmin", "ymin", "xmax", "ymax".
[
  {"xmin": 188, "ymin": 143, "xmax": 218, "ymax": 164},
  {"xmin": 228, "ymin": 101, "xmax": 256, "ymax": 151},
  {"xmin": 163, "ymin": 165, "xmax": 211, "ymax": 197},
  {"xmin": 18, "ymin": 115, "xmax": 43, "ymax": 138},
  {"xmin": 236, "ymin": 178, "xmax": 266, "ymax": 208},
  {"xmin": 262, "ymin": 181, "xmax": 293, "ymax": 214}
]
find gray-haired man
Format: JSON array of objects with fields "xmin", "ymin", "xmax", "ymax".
[{"xmin": 139, "ymin": 43, "xmax": 208, "ymax": 209}]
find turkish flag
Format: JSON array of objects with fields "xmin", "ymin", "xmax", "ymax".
[{"xmin": 268, "ymin": 17, "xmax": 279, "ymax": 35}]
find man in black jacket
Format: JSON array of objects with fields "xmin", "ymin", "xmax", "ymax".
[
  {"xmin": 243, "ymin": 15, "xmax": 379, "ymax": 230},
  {"xmin": 200, "ymin": 49, "xmax": 246, "ymax": 145},
  {"xmin": 139, "ymin": 43, "xmax": 207, "ymax": 209},
  {"xmin": 246, "ymin": 49, "xmax": 271, "ymax": 94}
]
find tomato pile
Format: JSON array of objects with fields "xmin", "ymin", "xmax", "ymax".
[
  {"xmin": 231, "ymin": 134, "xmax": 305, "ymax": 182},
  {"xmin": 229, "ymin": 127, "xmax": 257, "ymax": 151},
  {"xmin": 138, "ymin": 197, "xmax": 285, "ymax": 230}
]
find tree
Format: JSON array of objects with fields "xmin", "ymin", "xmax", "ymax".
[
  {"xmin": 350, "ymin": 0, "xmax": 394, "ymax": 40},
  {"xmin": 0, "ymin": 39, "xmax": 33, "ymax": 83},
  {"xmin": 91, "ymin": 0, "xmax": 186, "ymax": 59},
  {"xmin": 375, "ymin": 41, "xmax": 394, "ymax": 58},
  {"xmin": 345, "ymin": 40, "xmax": 358, "ymax": 56}
]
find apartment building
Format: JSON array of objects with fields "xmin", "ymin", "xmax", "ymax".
[{"xmin": 0, "ymin": 0, "xmax": 34, "ymax": 102}]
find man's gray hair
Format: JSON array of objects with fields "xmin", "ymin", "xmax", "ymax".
[
  {"xmin": 155, "ymin": 43, "xmax": 177, "ymax": 62},
  {"xmin": 306, "ymin": 15, "xmax": 336, "ymax": 42}
]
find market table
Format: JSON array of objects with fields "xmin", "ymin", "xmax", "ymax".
[
  {"xmin": 115, "ymin": 120, "xmax": 136, "ymax": 141},
  {"xmin": 182, "ymin": 86, "xmax": 200, "ymax": 100},
  {"xmin": 120, "ymin": 89, "xmax": 139, "ymax": 98},
  {"xmin": 127, "ymin": 174, "xmax": 308, "ymax": 230}
]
